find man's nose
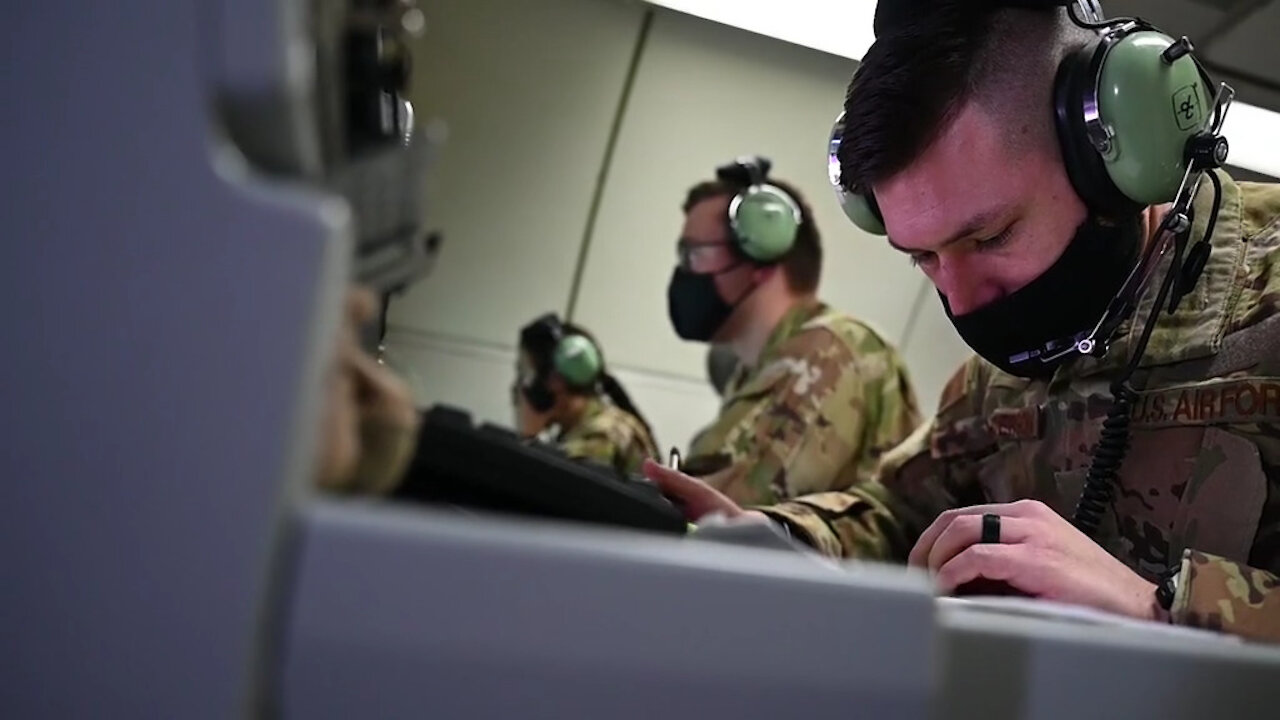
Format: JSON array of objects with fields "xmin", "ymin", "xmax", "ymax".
[{"xmin": 933, "ymin": 262, "xmax": 1002, "ymax": 316}]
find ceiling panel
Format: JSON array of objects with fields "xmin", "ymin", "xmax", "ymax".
[
  {"xmin": 1202, "ymin": 2, "xmax": 1280, "ymax": 80},
  {"xmin": 1104, "ymin": 0, "xmax": 1227, "ymax": 33}
]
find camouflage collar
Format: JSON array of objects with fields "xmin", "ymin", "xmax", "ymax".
[
  {"xmin": 556, "ymin": 395, "xmax": 606, "ymax": 442},
  {"xmin": 726, "ymin": 299, "xmax": 827, "ymax": 390},
  {"xmin": 1043, "ymin": 170, "xmax": 1247, "ymax": 386}
]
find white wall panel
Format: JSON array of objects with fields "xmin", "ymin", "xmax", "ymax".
[
  {"xmin": 389, "ymin": 0, "xmax": 646, "ymax": 345},
  {"xmin": 898, "ymin": 283, "xmax": 976, "ymax": 414},
  {"xmin": 388, "ymin": 0, "xmax": 976, "ymax": 434},
  {"xmin": 382, "ymin": 330, "xmax": 519, "ymax": 429}
]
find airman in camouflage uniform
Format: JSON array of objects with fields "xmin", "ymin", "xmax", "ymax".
[
  {"xmin": 559, "ymin": 396, "xmax": 660, "ymax": 475},
  {"xmin": 648, "ymin": 4, "xmax": 1280, "ymax": 643},
  {"xmin": 762, "ymin": 175, "xmax": 1280, "ymax": 642},
  {"xmin": 516, "ymin": 314, "xmax": 661, "ymax": 475},
  {"xmin": 687, "ymin": 300, "xmax": 921, "ymax": 505},
  {"xmin": 671, "ymin": 168, "xmax": 922, "ymax": 506}
]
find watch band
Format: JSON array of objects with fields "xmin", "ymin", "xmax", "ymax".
[{"xmin": 1156, "ymin": 566, "xmax": 1181, "ymax": 612}]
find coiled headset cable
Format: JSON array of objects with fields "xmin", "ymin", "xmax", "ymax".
[{"xmin": 1072, "ymin": 172, "xmax": 1223, "ymax": 538}]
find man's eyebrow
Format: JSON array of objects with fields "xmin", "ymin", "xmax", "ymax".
[{"xmin": 886, "ymin": 207, "xmax": 1010, "ymax": 254}]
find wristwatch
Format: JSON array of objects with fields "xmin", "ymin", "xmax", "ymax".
[{"xmin": 1156, "ymin": 566, "xmax": 1181, "ymax": 613}]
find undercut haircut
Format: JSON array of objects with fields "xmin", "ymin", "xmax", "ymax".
[{"xmin": 838, "ymin": 5, "xmax": 1095, "ymax": 195}]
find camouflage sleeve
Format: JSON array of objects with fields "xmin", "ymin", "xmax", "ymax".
[
  {"xmin": 854, "ymin": 350, "xmax": 924, "ymax": 486},
  {"xmin": 561, "ymin": 411, "xmax": 658, "ymax": 475},
  {"xmin": 561, "ymin": 431, "xmax": 624, "ymax": 471},
  {"xmin": 757, "ymin": 361, "xmax": 985, "ymax": 560},
  {"xmin": 700, "ymin": 328, "xmax": 883, "ymax": 506},
  {"xmin": 614, "ymin": 431, "xmax": 656, "ymax": 475},
  {"xmin": 1170, "ymin": 550, "xmax": 1280, "ymax": 642},
  {"xmin": 758, "ymin": 420, "xmax": 941, "ymax": 560}
]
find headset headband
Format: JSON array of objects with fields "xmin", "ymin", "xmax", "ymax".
[{"xmin": 716, "ymin": 156, "xmax": 772, "ymax": 188}]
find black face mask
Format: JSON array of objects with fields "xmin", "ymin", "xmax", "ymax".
[
  {"xmin": 667, "ymin": 265, "xmax": 748, "ymax": 342},
  {"xmin": 943, "ymin": 215, "xmax": 1142, "ymax": 378}
]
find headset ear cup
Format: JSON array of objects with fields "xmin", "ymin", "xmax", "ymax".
[
  {"xmin": 520, "ymin": 312, "xmax": 571, "ymax": 412},
  {"xmin": 1095, "ymin": 30, "xmax": 1212, "ymax": 206},
  {"xmin": 1053, "ymin": 41, "xmax": 1139, "ymax": 217},
  {"xmin": 731, "ymin": 186, "xmax": 801, "ymax": 262},
  {"xmin": 839, "ymin": 188, "xmax": 886, "ymax": 235},
  {"xmin": 554, "ymin": 334, "xmax": 603, "ymax": 388},
  {"xmin": 827, "ymin": 109, "xmax": 885, "ymax": 235}
]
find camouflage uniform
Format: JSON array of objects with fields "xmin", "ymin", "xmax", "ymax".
[
  {"xmin": 558, "ymin": 396, "xmax": 659, "ymax": 475},
  {"xmin": 686, "ymin": 300, "xmax": 922, "ymax": 505},
  {"xmin": 761, "ymin": 174, "xmax": 1280, "ymax": 643}
]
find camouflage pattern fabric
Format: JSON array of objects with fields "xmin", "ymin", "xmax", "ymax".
[
  {"xmin": 760, "ymin": 173, "xmax": 1280, "ymax": 643},
  {"xmin": 686, "ymin": 300, "xmax": 921, "ymax": 505},
  {"xmin": 1173, "ymin": 551, "xmax": 1280, "ymax": 642},
  {"xmin": 558, "ymin": 397, "xmax": 659, "ymax": 474}
]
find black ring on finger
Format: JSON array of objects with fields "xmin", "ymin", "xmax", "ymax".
[{"xmin": 980, "ymin": 513, "xmax": 1001, "ymax": 544}]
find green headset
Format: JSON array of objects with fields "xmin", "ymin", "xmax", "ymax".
[
  {"xmin": 716, "ymin": 156, "xmax": 804, "ymax": 263},
  {"xmin": 829, "ymin": 1, "xmax": 1231, "ymax": 234},
  {"xmin": 519, "ymin": 313, "xmax": 604, "ymax": 412}
]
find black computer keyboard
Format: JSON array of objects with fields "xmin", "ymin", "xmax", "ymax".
[{"xmin": 393, "ymin": 405, "xmax": 687, "ymax": 535}]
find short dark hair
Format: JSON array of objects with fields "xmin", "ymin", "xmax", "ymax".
[
  {"xmin": 838, "ymin": 5, "xmax": 1092, "ymax": 195},
  {"xmin": 681, "ymin": 178, "xmax": 823, "ymax": 293}
]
